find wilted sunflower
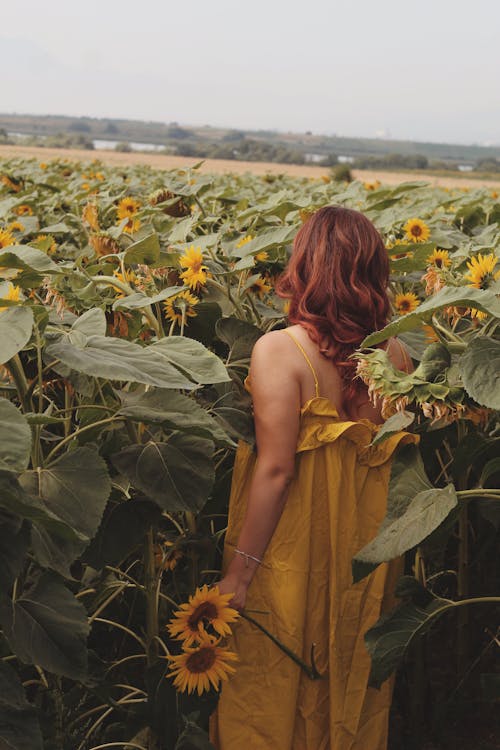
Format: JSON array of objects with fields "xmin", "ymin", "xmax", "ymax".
[
  {"xmin": 90, "ymin": 232, "xmax": 120, "ymax": 257},
  {"xmin": 404, "ymin": 218, "xmax": 430, "ymax": 243},
  {"xmin": 426, "ymin": 249, "xmax": 451, "ymax": 268},
  {"xmin": 179, "ymin": 246, "xmax": 209, "ymax": 289},
  {"xmin": 0, "ymin": 229, "xmax": 15, "ymax": 250},
  {"xmin": 15, "ymin": 205, "xmax": 33, "ymax": 217},
  {"xmin": 0, "ymin": 283, "xmax": 21, "ymax": 309},
  {"xmin": 167, "ymin": 636, "xmax": 238, "ymax": 695},
  {"xmin": 164, "ymin": 290, "xmax": 199, "ymax": 326},
  {"xmin": 82, "ymin": 202, "xmax": 99, "ymax": 230},
  {"xmin": 167, "ymin": 584, "xmax": 239, "ymax": 647},
  {"xmin": 116, "ymin": 196, "xmax": 141, "ymax": 220},
  {"xmin": 465, "ymin": 253, "xmax": 500, "ymax": 289},
  {"xmin": 394, "ymin": 292, "xmax": 420, "ymax": 315},
  {"xmin": 247, "ymin": 276, "xmax": 272, "ymax": 298}
]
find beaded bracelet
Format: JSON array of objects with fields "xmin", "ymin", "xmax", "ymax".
[{"xmin": 234, "ymin": 548, "xmax": 263, "ymax": 567}]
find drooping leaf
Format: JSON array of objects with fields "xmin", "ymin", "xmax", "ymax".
[
  {"xmin": 118, "ymin": 389, "xmax": 234, "ymax": 446},
  {"xmin": 460, "ymin": 337, "xmax": 500, "ymax": 410},
  {"xmin": 0, "ymin": 306, "xmax": 34, "ymax": 365},
  {"xmin": 0, "ymin": 398, "xmax": 32, "ymax": 472},
  {"xmin": 151, "ymin": 337, "xmax": 231, "ymax": 384},
  {"xmin": 0, "ymin": 573, "xmax": 89, "ymax": 679},
  {"xmin": 0, "ymin": 660, "xmax": 43, "ymax": 750},
  {"xmin": 0, "ymin": 245, "xmax": 60, "ymax": 274},
  {"xmin": 112, "ymin": 434, "xmax": 215, "ymax": 512},
  {"xmin": 19, "ymin": 447, "xmax": 111, "ymax": 576},
  {"xmin": 45, "ymin": 334, "xmax": 197, "ymax": 389},
  {"xmin": 113, "ymin": 285, "xmax": 181, "ymax": 310},
  {"xmin": 363, "ymin": 287, "xmax": 500, "ymax": 346},
  {"xmin": 215, "ymin": 317, "xmax": 262, "ymax": 362}
]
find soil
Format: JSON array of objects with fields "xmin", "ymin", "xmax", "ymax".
[{"xmin": 1, "ymin": 144, "xmax": 500, "ymax": 190}]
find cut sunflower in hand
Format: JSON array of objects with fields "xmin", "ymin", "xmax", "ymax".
[
  {"xmin": 167, "ymin": 634, "xmax": 238, "ymax": 695},
  {"xmin": 167, "ymin": 584, "xmax": 239, "ymax": 647}
]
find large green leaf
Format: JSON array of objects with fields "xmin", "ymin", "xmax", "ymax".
[
  {"xmin": 118, "ymin": 389, "xmax": 234, "ymax": 446},
  {"xmin": 363, "ymin": 287, "xmax": 500, "ymax": 346},
  {"xmin": 19, "ymin": 447, "xmax": 111, "ymax": 576},
  {"xmin": 0, "ymin": 245, "xmax": 60, "ymax": 274},
  {"xmin": 365, "ymin": 577, "xmax": 500, "ymax": 687},
  {"xmin": 45, "ymin": 334, "xmax": 197, "ymax": 389},
  {"xmin": 460, "ymin": 337, "xmax": 500, "ymax": 410},
  {"xmin": 71, "ymin": 307, "xmax": 107, "ymax": 337},
  {"xmin": 113, "ymin": 286, "xmax": 181, "ymax": 310},
  {"xmin": 123, "ymin": 232, "xmax": 160, "ymax": 265},
  {"xmin": 112, "ymin": 434, "xmax": 215, "ymax": 512},
  {"xmin": 371, "ymin": 410, "xmax": 415, "ymax": 446},
  {"xmin": 0, "ymin": 514, "xmax": 30, "ymax": 590},
  {"xmin": 215, "ymin": 317, "xmax": 262, "ymax": 363},
  {"xmin": 229, "ymin": 225, "xmax": 296, "ymax": 258},
  {"xmin": 0, "ymin": 661, "xmax": 43, "ymax": 750},
  {"xmin": 0, "ymin": 306, "xmax": 34, "ymax": 365},
  {"xmin": 151, "ymin": 337, "xmax": 231, "ymax": 384},
  {"xmin": 0, "ymin": 573, "xmax": 89, "ymax": 679},
  {"xmin": 0, "ymin": 399, "xmax": 31, "ymax": 472}
]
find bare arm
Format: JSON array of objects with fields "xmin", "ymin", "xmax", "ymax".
[{"xmin": 217, "ymin": 332, "xmax": 301, "ymax": 610}]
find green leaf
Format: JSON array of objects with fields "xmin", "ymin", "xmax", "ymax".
[
  {"xmin": 0, "ymin": 660, "xmax": 43, "ymax": 750},
  {"xmin": 0, "ymin": 514, "xmax": 30, "ymax": 590},
  {"xmin": 151, "ymin": 337, "xmax": 231, "ymax": 384},
  {"xmin": 124, "ymin": 232, "xmax": 160, "ymax": 265},
  {"xmin": 112, "ymin": 285, "xmax": 181, "ymax": 311},
  {"xmin": 0, "ymin": 399, "xmax": 32, "ymax": 472},
  {"xmin": 0, "ymin": 306, "xmax": 34, "ymax": 365},
  {"xmin": 19, "ymin": 447, "xmax": 111, "ymax": 577},
  {"xmin": 175, "ymin": 720, "xmax": 216, "ymax": 750},
  {"xmin": 71, "ymin": 307, "xmax": 107, "ymax": 337},
  {"xmin": 371, "ymin": 411, "xmax": 415, "ymax": 446},
  {"xmin": 45, "ymin": 334, "xmax": 197, "ymax": 390},
  {"xmin": 230, "ymin": 226, "xmax": 296, "ymax": 258},
  {"xmin": 0, "ymin": 245, "xmax": 59, "ymax": 274},
  {"xmin": 215, "ymin": 317, "xmax": 262, "ymax": 362},
  {"xmin": 460, "ymin": 338, "xmax": 500, "ymax": 410},
  {"xmin": 363, "ymin": 287, "xmax": 500, "ymax": 346},
  {"xmin": 118, "ymin": 389, "xmax": 235, "ymax": 446},
  {"xmin": 352, "ymin": 485, "xmax": 457, "ymax": 582},
  {"xmin": 0, "ymin": 573, "xmax": 89, "ymax": 679},
  {"xmin": 112, "ymin": 434, "xmax": 215, "ymax": 512}
]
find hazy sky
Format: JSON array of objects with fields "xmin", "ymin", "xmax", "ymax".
[{"xmin": 2, "ymin": 0, "xmax": 499, "ymax": 145}]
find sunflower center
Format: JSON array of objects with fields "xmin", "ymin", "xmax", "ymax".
[
  {"xmin": 187, "ymin": 602, "xmax": 218, "ymax": 630},
  {"xmin": 411, "ymin": 225, "xmax": 422, "ymax": 237},
  {"xmin": 435, "ymin": 258, "xmax": 443, "ymax": 268},
  {"xmin": 400, "ymin": 300, "xmax": 411, "ymax": 312},
  {"xmin": 186, "ymin": 645, "xmax": 217, "ymax": 674}
]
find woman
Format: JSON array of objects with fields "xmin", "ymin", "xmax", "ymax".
[{"xmin": 210, "ymin": 206, "xmax": 417, "ymax": 749}]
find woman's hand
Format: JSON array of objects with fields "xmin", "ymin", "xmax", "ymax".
[{"xmin": 217, "ymin": 574, "xmax": 249, "ymax": 612}]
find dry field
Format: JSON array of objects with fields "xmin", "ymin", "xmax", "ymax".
[{"xmin": 1, "ymin": 143, "xmax": 500, "ymax": 189}]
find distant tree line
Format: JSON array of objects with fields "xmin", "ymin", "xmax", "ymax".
[{"xmin": 174, "ymin": 138, "xmax": 307, "ymax": 165}]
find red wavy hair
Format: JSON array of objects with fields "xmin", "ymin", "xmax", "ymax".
[{"xmin": 276, "ymin": 205, "xmax": 390, "ymax": 396}]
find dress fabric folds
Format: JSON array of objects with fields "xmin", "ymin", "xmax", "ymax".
[{"xmin": 210, "ymin": 396, "xmax": 418, "ymax": 750}]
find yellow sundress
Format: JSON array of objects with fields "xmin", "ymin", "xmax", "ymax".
[{"xmin": 211, "ymin": 332, "xmax": 418, "ymax": 750}]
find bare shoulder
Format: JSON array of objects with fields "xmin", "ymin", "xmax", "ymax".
[
  {"xmin": 386, "ymin": 337, "xmax": 413, "ymax": 373},
  {"xmin": 251, "ymin": 329, "xmax": 295, "ymax": 359}
]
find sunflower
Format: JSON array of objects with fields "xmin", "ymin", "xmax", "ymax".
[
  {"xmin": 39, "ymin": 162, "xmax": 48, "ymax": 170},
  {"xmin": 167, "ymin": 584, "xmax": 239, "ymax": 647},
  {"xmin": 15, "ymin": 205, "xmax": 33, "ymax": 217},
  {"xmin": 179, "ymin": 246, "xmax": 209, "ymax": 289},
  {"xmin": 0, "ymin": 229, "xmax": 15, "ymax": 250},
  {"xmin": 394, "ymin": 292, "xmax": 420, "ymax": 315},
  {"xmin": 82, "ymin": 202, "xmax": 99, "ymax": 231},
  {"xmin": 426, "ymin": 249, "xmax": 451, "ymax": 269},
  {"xmin": 122, "ymin": 217, "xmax": 141, "ymax": 234},
  {"xmin": 90, "ymin": 232, "xmax": 120, "ymax": 257},
  {"xmin": 167, "ymin": 636, "xmax": 238, "ymax": 695},
  {"xmin": 465, "ymin": 253, "xmax": 500, "ymax": 290},
  {"xmin": 0, "ymin": 283, "xmax": 21, "ymax": 309},
  {"xmin": 116, "ymin": 197, "xmax": 141, "ymax": 220},
  {"xmin": 247, "ymin": 276, "xmax": 272, "ymax": 298},
  {"xmin": 164, "ymin": 290, "xmax": 199, "ymax": 326},
  {"xmin": 255, "ymin": 250, "xmax": 269, "ymax": 263},
  {"xmin": 8, "ymin": 221, "xmax": 24, "ymax": 233},
  {"xmin": 155, "ymin": 540, "xmax": 184, "ymax": 572},
  {"xmin": 404, "ymin": 218, "xmax": 430, "ymax": 243},
  {"xmin": 235, "ymin": 234, "xmax": 253, "ymax": 249},
  {"xmin": 33, "ymin": 235, "xmax": 57, "ymax": 255},
  {"xmin": 1, "ymin": 175, "xmax": 22, "ymax": 193}
]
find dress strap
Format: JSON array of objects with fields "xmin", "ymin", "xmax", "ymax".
[{"xmin": 283, "ymin": 329, "xmax": 320, "ymax": 398}]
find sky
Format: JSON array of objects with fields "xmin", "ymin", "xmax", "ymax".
[{"xmin": 2, "ymin": 0, "xmax": 500, "ymax": 145}]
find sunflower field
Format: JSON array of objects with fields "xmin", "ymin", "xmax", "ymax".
[{"xmin": 0, "ymin": 157, "xmax": 499, "ymax": 750}]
